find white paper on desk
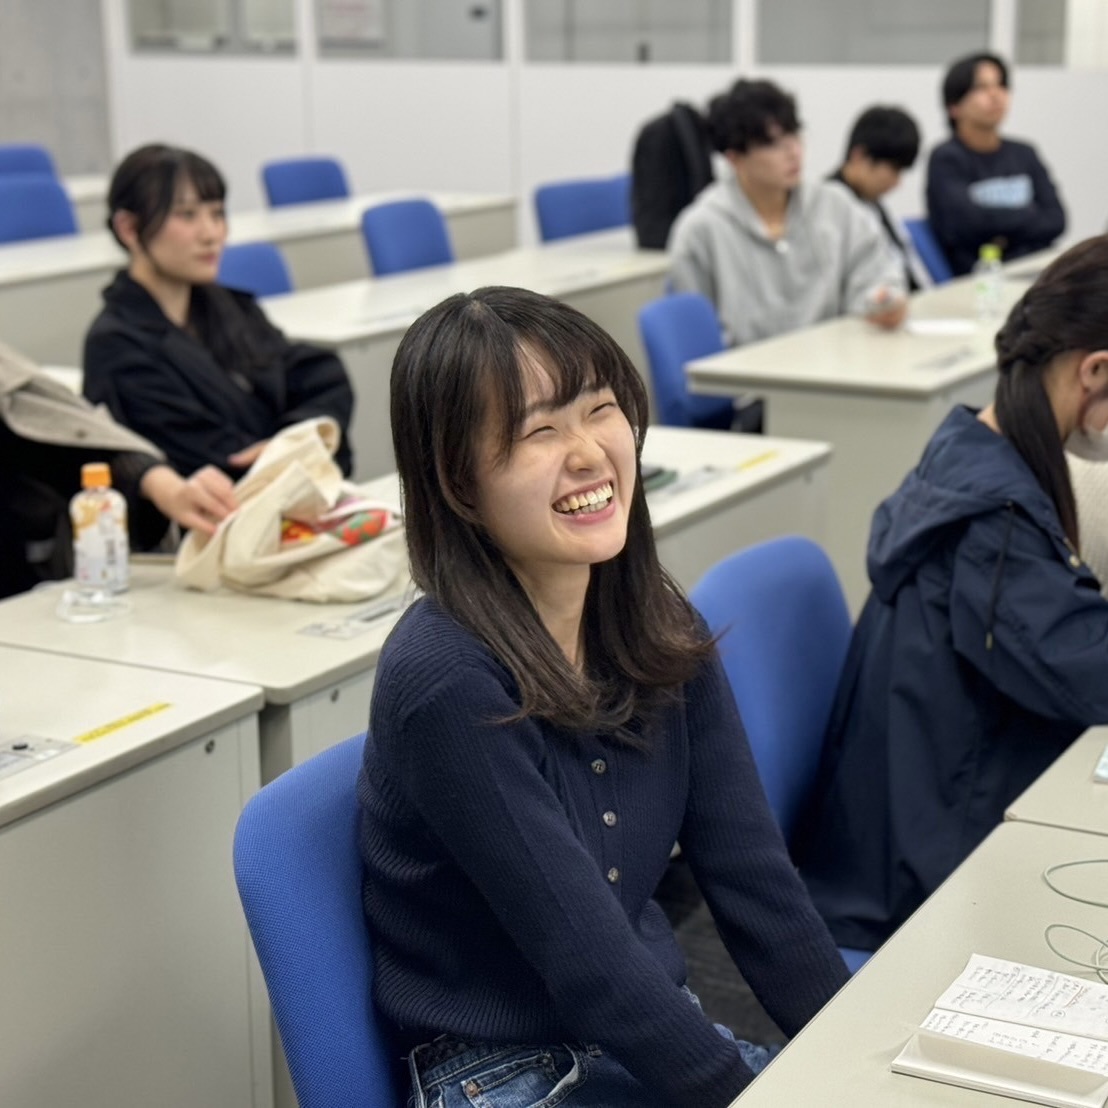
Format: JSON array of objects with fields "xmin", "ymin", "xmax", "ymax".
[
  {"xmin": 905, "ymin": 318, "xmax": 980, "ymax": 337},
  {"xmin": 935, "ymin": 954, "xmax": 1108, "ymax": 1040}
]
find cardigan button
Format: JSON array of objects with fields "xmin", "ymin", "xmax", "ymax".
[
  {"xmin": 602, "ymin": 811, "xmax": 617, "ymax": 827},
  {"xmin": 606, "ymin": 867, "xmax": 620, "ymax": 884},
  {"xmin": 591, "ymin": 758, "xmax": 607, "ymax": 775},
  {"xmin": 1069, "ymin": 553, "xmax": 1081, "ymax": 567}
]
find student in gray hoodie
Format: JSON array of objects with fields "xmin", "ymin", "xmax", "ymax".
[{"xmin": 669, "ymin": 79, "xmax": 907, "ymax": 347}]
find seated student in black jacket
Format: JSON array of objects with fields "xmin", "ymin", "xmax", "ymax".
[
  {"xmin": 83, "ymin": 144, "xmax": 355, "ymax": 479},
  {"xmin": 926, "ymin": 52, "xmax": 1065, "ymax": 276}
]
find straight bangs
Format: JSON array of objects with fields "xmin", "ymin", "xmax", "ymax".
[
  {"xmin": 470, "ymin": 285, "xmax": 650, "ymax": 466},
  {"xmin": 179, "ymin": 151, "xmax": 226, "ymax": 204}
]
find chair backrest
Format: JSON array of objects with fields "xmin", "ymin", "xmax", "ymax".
[
  {"xmin": 233, "ymin": 734, "xmax": 402, "ymax": 1108},
  {"xmin": 690, "ymin": 536, "xmax": 852, "ymax": 839},
  {"xmin": 261, "ymin": 156, "xmax": 350, "ymax": 207},
  {"xmin": 533, "ymin": 173, "xmax": 631, "ymax": 242},
  {"xmin": 360, "ymin": 198, "xmax": 454, "ymax": 276},
  {"xmin": 218, "ymin": 241, "xmax": 294, "ymax": 298},
  {"xmin": 637, "ymin": 292, "xmax": 734, "ymax": 430},
  {"xmin": 0, "ymin": 143, "xmax": 57, "ymax": 178},
  {"xmin": 903, "ymin": 217, "xmax": 953, "ymax": 284},
  {"xmin": 0, "ymin": 175, "xmax": 78, "ymax": 244}
]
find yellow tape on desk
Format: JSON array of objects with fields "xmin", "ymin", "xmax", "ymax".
[{"xmin": 73, "ymin": 702, "xmax": 172, "ymax": 745}]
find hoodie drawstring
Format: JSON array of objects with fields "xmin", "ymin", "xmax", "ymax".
[{"xmin": 984, "ymin": 502, "xmax": 1017, "ymax": 651}]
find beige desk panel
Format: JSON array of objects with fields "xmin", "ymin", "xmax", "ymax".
[
  {"xmin": 731, "ymin": 821, "xmax": 1108, "ymax": 1106},
  {"xmin": 0, "ymin": 647, "xmax": 269, "ymax": 1108},
  {"xmin": 1006, "ymin": 724, "xmax": 1108, "ymax": 838}
]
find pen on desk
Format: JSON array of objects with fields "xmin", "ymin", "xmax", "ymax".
[{"xmin": 737, "ymin": 450, "xmax": 780, "ymax": 472}]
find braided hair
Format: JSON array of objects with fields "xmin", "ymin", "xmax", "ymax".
[{"xmin": 993, "ymin": 236, "xmax": 1108, "ymax": 546}]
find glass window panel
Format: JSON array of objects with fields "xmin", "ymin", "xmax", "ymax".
[
  {"xmin": 130, "ymin": 0, "xmax": 233, "ymax": 50},
  {"xmin": 1016, "ymin": 0, "xmax": 1067, "ymax": 66},
  {"xmin": 242, "ymin": 0, "xmax": 296, "ymax": 50},
  {"xmin": 758, "ymin": 0, "xmax": 989, "ymax": 65},
  {"xmin": 317, "ymin": 0, "xmax": 503, "ymax": 60},
  {"xmin": 525, "ymin": 0, "xmax": 732, "ymax": 64}
]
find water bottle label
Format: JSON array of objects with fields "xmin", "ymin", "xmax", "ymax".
[{"xmin": 71, "ymin": 491, "xmax": 129, "ymax": 591}]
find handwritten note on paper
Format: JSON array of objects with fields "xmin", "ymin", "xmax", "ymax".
[
  {"xmin": 935, "ymin": 956, "xmax": 1108, "ymax": 1041},
  {"xmin": 920, "ymin": 1010, "xmax": 1108, "ymax": 1077}
]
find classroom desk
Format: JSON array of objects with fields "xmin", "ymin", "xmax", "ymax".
[
  {"xmin": 231, "ymin": 189, "xmax": 516, "ymax": 287},
  {"xmin": 1005, "ymin": 724, "xmax": 1108, "ymax": 838},
  {"xmin": 65, "ymin": 172, "xmax": 110, "ymax": 233},
  {"xmin": 263, "ymin": 232, "xmax": 669, "ymax": 480},
  {"xmin": 0, "ymin": 191, "xmax": 517, "ymax": 366},
  {"xmin": 731, "ymin": 820, "xmax": 1108, "ymax": 1106},
  {"xmin": 0, "ymin": 647, "xmax": 270, "ymax": 1108},
  {"xmin": 686, "ymin": 269, "xmax": 1035, "ymax": 613}
]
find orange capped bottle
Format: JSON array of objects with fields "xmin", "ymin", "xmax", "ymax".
[{"xmin": 70, "ymin": 462, "xmax": 129, "ymax": 594}]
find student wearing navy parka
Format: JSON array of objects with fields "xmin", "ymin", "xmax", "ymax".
[{"xmin": 796, "ymin": 236, "xmax": 1108, "ymax": 952}]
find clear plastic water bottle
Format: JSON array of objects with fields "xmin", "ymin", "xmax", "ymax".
[
  {"xmin": 973, "ymin": 243, "xmax": 1004, "ymax": 322},
  {"xmin": 57, "ymin": 462, "xmax": 131, "ymax": 623}
]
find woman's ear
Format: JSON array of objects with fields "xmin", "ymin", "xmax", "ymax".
[
  {"xmin": 110, "ymin": 210, "xmax": 141, "ymax": 253},
  {"xmin": 1077, "ymin": 350, "xmax": 1108, "ymax": 394}
]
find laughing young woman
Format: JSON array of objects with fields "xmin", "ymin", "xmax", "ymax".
[{"xmin": 357, "ymin": 286, "xmax": 848, "ymax": 1108}]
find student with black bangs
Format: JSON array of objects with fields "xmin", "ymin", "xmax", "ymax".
[
  {"xmin": 926, "ymin": 52, "xmax": 1065, "ymax": 276},
  {"xmin": 83, "ymin": 144, "xmax": 355, "ymax": 478},
  {"xmin": 827, "ymin": 105, "xmax": 929, "ymax": 291},
  {"xmin": 668, "ymin": 78, "xmax": 907, "ymax": 348},
  {"xmin": 358, "ymin": 286, "xmax": 848, "ymax": 1108}
]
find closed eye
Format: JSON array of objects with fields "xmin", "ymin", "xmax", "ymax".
[
  {"xmin": 590, "ymin": 401, "xmax": 616, "ymax": 416},
  {"xmin": 523, "ymin": 424, "xmax": 555, "ymax": 439}
]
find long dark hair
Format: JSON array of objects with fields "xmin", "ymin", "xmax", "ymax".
[
  {"xmin": 994, "ymin": 235, "xmax": 1108, "ymax": 546},
  {"xmin": 106, "ymin": 143, "xmax": 277, "ymax": 374},
  {"xmin": 391, "ymin": 286, "xmax": 713, "ymax": 736}
]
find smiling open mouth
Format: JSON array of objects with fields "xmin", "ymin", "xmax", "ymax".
[{"xmin": 553, "ymin": 482, "xmax": 614, "ymax": 516}]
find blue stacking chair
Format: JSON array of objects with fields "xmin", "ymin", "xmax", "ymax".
[
  {"xmin": 0, "ymin": 176, "xmax": 78, "ymax": 244},
  {"xmin": 904, "ymin": 217, "xmax": 953, "ymax": 284},
  {"xmin": 360, "ymin": 198, "xmax": 454, "ymax": 276},
  {"xmin": 233, "ymin": 734, "xmax": 404, "ymax": 1108},
  {"xmin": 690, "ymin": 537, "xmax": 871, "ymax": 974},
  {"xmin": 218, "ymin": 241, "xmax": 294, "ymax": 298},
  {"xmin": 637, "ymin": 292, "xmax": 735, "ymax": 430},
  {"xmin": 261, "ymin": 156, "xmax": 351, "ymax": 207},
  {"xmin": 0, "ymin": 143, "xmax": 57, "ymax": 178},
  {"xmin": 534, "ymin": 173, "xmax": 632, "ymax": 242}
]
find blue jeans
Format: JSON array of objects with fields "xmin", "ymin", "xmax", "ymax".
[{"xmin": 406, "ymin": 989, "xmax": 776, "ymax": 1108}]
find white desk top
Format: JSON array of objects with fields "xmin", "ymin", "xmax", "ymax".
[
  {"xmin": 732, "ymin": 820, "xmax": 1108, "ymax": 1105},
  {"xmin": 0, "ymin": 190, "xmax": 517, "ymax": 289},
  {"xmin": 689, "ymin": 258, "xmax": 1053, "ymax": 402},
  {"xmin": 639, "ymin": 425, "xmax": 830, "ymax": 537},
  {"xmin": 64, "ymin": 173, "xmax": 109, "ymax": 203},
  {"xmin": 0, "ymin": 564, "xmax": 401, "ymax": 705},
  {"xmin": 1005, "ymin": 725, "xmax": 1108, "ymax": 838},
  {"xmin": 261, "ymin": 234, "xmax": 669, "ymax": 346},
  {"xmin": 0, "ymin": 644, "xmax": 262, "ymax": 828},
  {"xmin": 230, "ymin": 189, "xmax": 514, "ymax": 246}
]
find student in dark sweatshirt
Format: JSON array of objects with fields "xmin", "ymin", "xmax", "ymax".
[
  {"xmin": 926, "ymin": 51, "xmax": 1065, "ymax": 276},
  {"xmin": 358, "ymin": 287, "xmax": 849, "ymax": 1108}
]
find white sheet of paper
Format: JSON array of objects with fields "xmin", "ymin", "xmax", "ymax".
[{"xmin": 905, "ymin": 318, "xmax": 980, "ymax": 337}]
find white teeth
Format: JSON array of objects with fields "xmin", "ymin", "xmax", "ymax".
[{"xmin": 554, "ymin": 482, "xmax": 614, "ymax": 515}]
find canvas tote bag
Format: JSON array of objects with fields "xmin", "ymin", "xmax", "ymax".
[{"xmin": 176, "ymin": 418, "xmax": 408, "ymax": 602}]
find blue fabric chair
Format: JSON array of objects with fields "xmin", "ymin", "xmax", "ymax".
[
  {"xmin": 0, "ymin": 143, "xmax": 57, "ymax": 178},
  {"xmin": 637, "ymin": 292, "xmax": 735, "ymax": 430},
  {"xmin": 360, "ymin": 198, "xmax": 454, "ymax": 276},
  {"xmin": 904, "ymin": 217, "xmax": 953, "ymax": 284},
  {"xmin": 218, "ymin": 241, "xmax": 294, "ymax": 298},
  {"xmin": 261, "ymin": 156, "xmax": 350, "ymax": 207},
  {"xmin": 534, "ymin": 173, "xmax": 631, "ymax": 242},
  {"xmin": 233, "ymin": 734, "xmax": 404, "ymax": 1108},
  {"xmin": 690, "ymin": 536, "xmax": 870, "ymax": 974},
  {"xmin": 0, "ymin": 175, "xmax": 78, "ymax": 244}
]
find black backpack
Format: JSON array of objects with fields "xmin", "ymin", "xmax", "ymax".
[{"xmin": 630, "ymin": 102, "xmax": 715, "ymax": 250}]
